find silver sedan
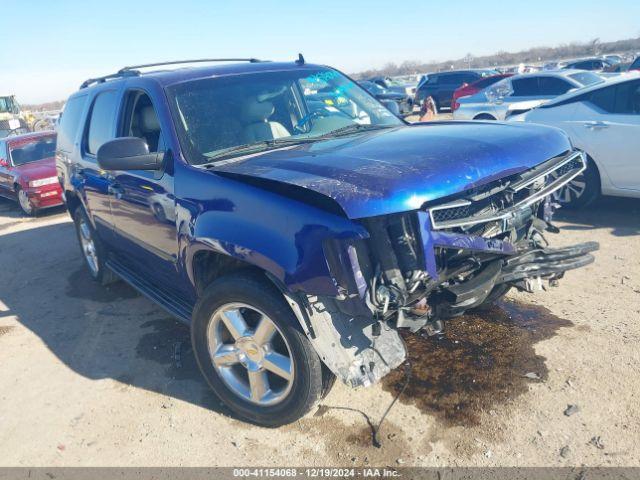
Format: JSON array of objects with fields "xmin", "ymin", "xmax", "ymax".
[{"xmin": 453, "ymin": 70, "xmax": 603, "ymax": 121}]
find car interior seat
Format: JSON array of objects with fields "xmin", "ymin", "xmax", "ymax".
[
  {"xmin": 138, "ymin": 105, "xmax": 161, "ymax": 152},
  {"xmin": 241, "ymin": 97, "xmax": 290, "ymax": 143}
]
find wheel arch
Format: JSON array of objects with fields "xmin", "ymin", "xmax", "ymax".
[
  {"xmin": 189, "ymin": 247, "xmax": 278, "ymax": 297},
  {"xmin": 64, "ymin": 189, "xmax": 82, "ymax": 216},
  {"xmin": 583, "ymin": 152, "xmax": 603, "ymax": 194},
  {"xmin": 473, "ymin": 113, "xmax": 496, "ymax": 120}
]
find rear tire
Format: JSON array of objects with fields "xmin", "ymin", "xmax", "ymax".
[
  {"xmin": 551, "ymin": 157, "xmax": 600, "ymax": 209},
  {"xmin": 191, "ymin": 272, "xmax": 324, "ymax": 427},
  {"xmin": 72, "ymin": 207, "xmax": 118, "ymax": 285}
]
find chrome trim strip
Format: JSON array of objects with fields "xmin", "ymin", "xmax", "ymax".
[
  {"xmin": 510, "ymin": 151, "xmax": 583, "ymax": 192},
  {"xmin": 429, "ymin": 152, "xmax": 586, "ymax": 230}
]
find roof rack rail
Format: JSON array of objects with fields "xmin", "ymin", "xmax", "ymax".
[
  {"xmin": 79, "ymin": 58, "xmax": 268, "ymax": 90},
  {"xmin": 118, "ymin": 58, "xmax": 266, "ymax": 73},
  {"xmin": 79, "ymin": 70, "xmax": 140, "ymax": 89}
]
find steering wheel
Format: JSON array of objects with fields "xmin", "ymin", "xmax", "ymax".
[
  {"xmin": 294, "ymin": 107, "xmax": 355, "ymax": 134},
  {"xmin": 294, "ymin": 110, "xmax": 324, "ymax": 133}
]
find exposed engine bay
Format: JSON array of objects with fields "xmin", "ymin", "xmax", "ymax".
[{"xmin": 300, "ymin": 151, "xmax": 599, "ymax": 387}]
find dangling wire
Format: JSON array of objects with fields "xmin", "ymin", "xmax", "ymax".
[{"xmin": 372, "ymin": 357, "xmax": 412, "ymax": 448}]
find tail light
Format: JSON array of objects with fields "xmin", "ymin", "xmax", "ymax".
[{"xmin": 452, "ymin": 101, "xmax": 460, "ymax": 111}]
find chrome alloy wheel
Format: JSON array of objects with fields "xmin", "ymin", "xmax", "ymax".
[
  {"xmin": 78, "ymin": 217, "xmax": 99, "ymax": 276},
  {"xmin": 207, "ymin": 303, "xmax": 294, "ymax": 406},
  {"xmin": 550, "ymin": 170, "xmax": 587, "ymax": 204},
  {"xmin": 18, "ymin": 189, "xmax": 33, "ymax": 215}
]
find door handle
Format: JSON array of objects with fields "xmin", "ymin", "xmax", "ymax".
[
  {"xmin": 584, "ymin": 121, "xmax": 609, "ymax": 130},
  {"xmin": 108, "ymin": 183, "xmax": 124, "ymax": 199}
]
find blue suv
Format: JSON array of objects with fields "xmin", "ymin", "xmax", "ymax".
[{"xmin": 56, "ymin": 58, "xmax": 597, "ymax": 426}]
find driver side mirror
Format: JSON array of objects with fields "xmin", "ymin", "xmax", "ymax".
[
  {"xmin": 97, "ymin": 137, "xmax": 161, "ymax": 171},
  {"xmin": 0, "ymin": 158, "xmax": 7, "ymax": 167}
]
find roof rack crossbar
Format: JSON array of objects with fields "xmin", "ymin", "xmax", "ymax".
[{"xmin": 118, "ymin": 58, "xmax": 265, "ymax": 73}]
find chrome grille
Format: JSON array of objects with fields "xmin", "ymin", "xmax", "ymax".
[{"xmin": 428, "ymin": 151, "xmax": 586, "ymax": 231}]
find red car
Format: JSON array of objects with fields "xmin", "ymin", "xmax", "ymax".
[
  {"xmin": 451, "ymin": 73, "xmax": 513, "ymax": 111},
  {"xmin": 0, "ymin": 131, "xmax": 63, "ymax": 215}
]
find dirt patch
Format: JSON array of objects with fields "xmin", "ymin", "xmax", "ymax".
[
  {"xmin": 381, "ymin": 300, "xmax": 572, "ymax": 427},
  {"xmin": 289, "ymin": 415, "xmax": 411, "ymax": 466},
  {"xmin": 0, "ymin": 326, "xmax": 14, "ymax": 337}
]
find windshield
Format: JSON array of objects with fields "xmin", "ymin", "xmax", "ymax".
[
  {"xmin": 167, "ymin": 68, "xmax": 402, "ymax": 165},
  {"xmin": 0, "ymin": 97, "xmax": 15, "ymax": 114},
  {"xmin": 9, "ymin": 136, "xmax": 56, "ymax": 165},
  {"xmin": 568, "ymin": 72, "xmax": 603, "ymax": 86},
  {"xmin": 361, "ymin": 82, "xmax": 386, "ymax": 94}
]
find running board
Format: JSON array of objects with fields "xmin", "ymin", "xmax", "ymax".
[{"xmin": 105, "ymin": 259, "xmax": 193, "ymax": 324}]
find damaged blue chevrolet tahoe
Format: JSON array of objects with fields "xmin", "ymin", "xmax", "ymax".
[{"xmin": 56, "ymin": 58, "xmax": 598, "ymax": 426}]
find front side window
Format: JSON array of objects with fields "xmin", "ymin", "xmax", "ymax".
[
  {"xmin": 86, "ymin": 90, "xmax": 119, "ymax": 155},
  {"xmin": 512, "ymin": 77, "xmax": 541, "ymax": 96},
  {"xmin": 167, "ymin": 68, "xmax": 402, "ymax": 165},
  {"xmin": 538, "ymin": 77, "xmax": 573, "ymax": 95},
  {"xmin": 9, "ymin": 135, "xmax": 57, "ymax": 166},
  {"xmin": 121, "ymin": 91, "xmax": 164, "ymax": 153},
  {"xmin": 588, "ymin": 81, "xmax": 640, "ymax": 114}
]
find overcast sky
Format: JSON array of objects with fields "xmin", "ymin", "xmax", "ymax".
[{"xmin": 3, "ymin": 0, "xmax": 639, "ymax": 103}]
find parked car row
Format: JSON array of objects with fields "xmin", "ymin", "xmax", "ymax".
[
  {"xmin": 509, "ymin": 72, "xmax": 640, "ymax": 207},
  {"xmin": 453, "ymin": 70, "xmax": 604, "ymax": 121},
  {"xmin": 359, "ymin": 80, "xmax": 413, "ymax": 116},
  {"xmin": 414, "ymin": 69, "xmax": 499, "ymax": 111}
]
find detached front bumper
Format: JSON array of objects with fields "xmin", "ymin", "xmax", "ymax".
[{"xmin": 439, "ymin": 241, "xmax": 598, "ymax": 316}]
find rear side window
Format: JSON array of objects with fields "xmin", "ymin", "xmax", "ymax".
[
  {"xmin": 459, "ymin": 74, "xmax": 478, "ymax": 84},
  {"xmin": 57, "ymin": 95, "xmax": 87, "ymax": 153},
  {"xmin": 588, "ymin": 81, "xmax": 640, "ymax": 114},
  {"xmin": 538, "ymin": 77, "xmax": 573, "ymax": 95},
  {"xmin": 425, "ymin": 75, "xmax": 438, "ymax": 85},
  {"xmin": 588, "ymin": 86, "xmax": 615, "ymax": 112},
  {"xmin": 437, "ymin": 74, "xmax": 455, "ymax": 84},
  {"xmin": 86, "ymin": 90, "xmax": 119, "ymax": 155},
  {"xmin": 512, "ymin": 77, "xmax": 540, "ymax": 96}
]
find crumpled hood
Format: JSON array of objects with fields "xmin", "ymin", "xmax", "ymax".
[
  {"xmin": 214, "ymin": 122, "xmax": 571, "ymax": 219},
  {"xmin": 15, "ymin": 157, "xmax": 56, "ymax": 181}
]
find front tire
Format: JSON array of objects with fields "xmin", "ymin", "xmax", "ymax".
[
  {"xmin": 551, "ymin": 158, "xmax": 600, "ymax": 208},
  {"xmin": 191, "ymin": 272, "xmax": 324, "ymax": 427},
  {"xmin": 16, "ymin": 187, "xmax": 35, "ymax": 216}
]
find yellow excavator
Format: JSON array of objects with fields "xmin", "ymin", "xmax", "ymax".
[{"xmin": 0, "ymin": 94, "xmax": 33, "ymax": 138}]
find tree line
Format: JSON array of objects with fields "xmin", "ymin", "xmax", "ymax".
[{"xmin": 354, "ymin": 36, "xmax": 640, "ymax": 78}]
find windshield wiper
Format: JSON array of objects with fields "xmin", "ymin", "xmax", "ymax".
[
  {"xmin": 319, "ymin": 123, "xmax": 395, "ymax": 139},
  {"xmin": 203, "ymin": 137, "xmax": 321, "ymax": 164}
]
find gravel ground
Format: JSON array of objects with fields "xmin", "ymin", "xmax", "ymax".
[{"xmin": 0, "ymin": 188, "xmax": 639, "ymax": 467}]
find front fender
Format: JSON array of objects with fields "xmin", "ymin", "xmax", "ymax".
[{"xmin": 178, "ymin": 165, "xmax": 369, "ymax": 296}]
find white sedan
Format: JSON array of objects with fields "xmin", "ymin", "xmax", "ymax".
[{"xmin": 510, "ymin": 72, "xmax": 640, "ymax": 207}]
